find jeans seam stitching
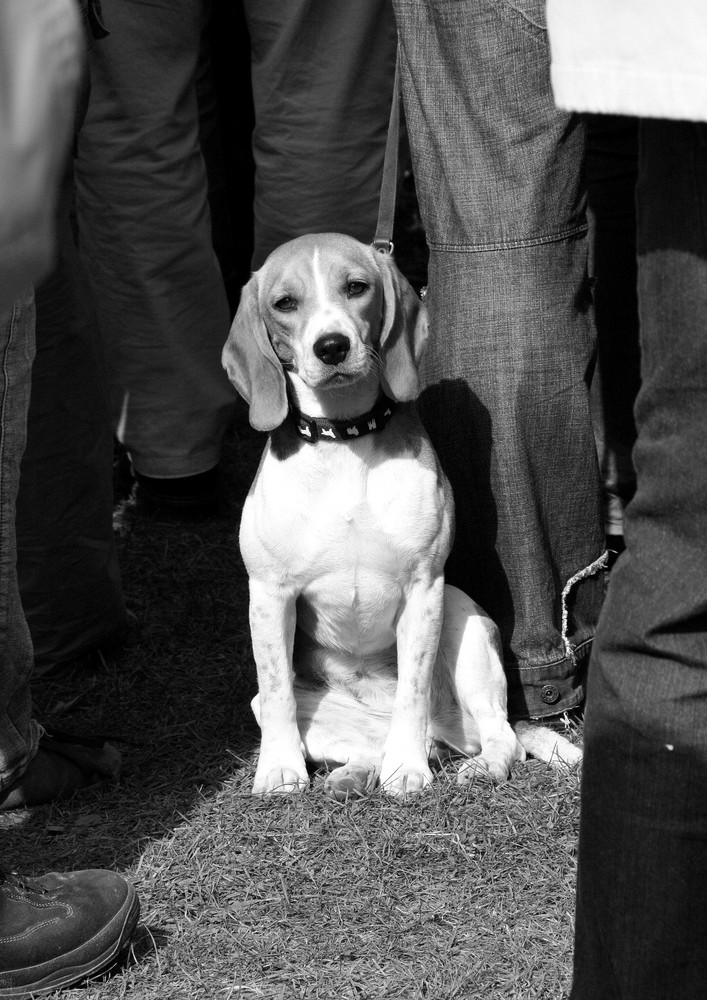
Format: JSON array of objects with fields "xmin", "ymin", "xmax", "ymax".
[
  {"xmin": 505, "ymin": 658, "xmax": 571, "ymax": 675},
  {"xmin": 573, "ymin": 637, "xmax": 593, "ymax": 659},
  {"xmin": 490, "ymin": 0, "xmax": 547, "ymax": 42},
  {"xmin": 395, "ymin": 0, "xmax": 546, "ymax": 40},
  {"xmin": 505, "ymin": 638, "xmax": 593, "ymax": 676},
  {"xmin": 427, "ymin": 223, "xmax": 588, "ymax": 253}
]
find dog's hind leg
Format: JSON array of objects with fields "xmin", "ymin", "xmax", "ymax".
[
  {"xmin": 323, "ymin": 762, "xmax": 379, "ymax": 801},
  {"xmin": 433, "ymin": 585, "xmax": 524, "ymax": 783},
  {"xmin": 431, "ymin": 586, "xmax": 582, "ymax": 771},
  {"xmin": 291, "ymin": 683, "xmax": 392, "ymax": 800}
]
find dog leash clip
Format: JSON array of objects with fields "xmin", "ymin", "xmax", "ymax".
[{"xmin": 372, "ymin": 238, "xmax": 394, "ymax": 256}]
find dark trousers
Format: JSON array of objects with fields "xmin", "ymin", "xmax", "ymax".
[
  {"xmin": 15, "ymin": 164, "xmax": 126, "ymax": 671},
  {"xmin": 571, "ymin": 119, "xmax": 707, "ymax": 999}
]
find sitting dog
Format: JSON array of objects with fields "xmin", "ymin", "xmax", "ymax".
[{"xmin": 223, "ymin": 233, "xmax": 581, "ymax": 798}]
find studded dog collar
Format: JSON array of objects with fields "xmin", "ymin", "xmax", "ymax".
[{"xmin": 289, "ymin": 393, "xmax": 397, "ymax": 443}]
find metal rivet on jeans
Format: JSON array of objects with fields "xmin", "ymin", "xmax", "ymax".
[{"xmin": 540, "ymin": 684, "xmax": 560, "ymax": 705}]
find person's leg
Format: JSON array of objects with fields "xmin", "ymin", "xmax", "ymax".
[
  {"xmin": 0, "ymin": 301, "xmax": 122, "ymax": 811},
  {"xmin": 0, "ymin": 7, "xmax": 123, "ymax": 810},
  {"xmin": 571, "ymin": 120, "xmax": 707, "ymax": 1000},
  {"xmin": 0, "ymin": 295, "xmax": 41, "ymax": 794},
  {"xmin": 392, "ymin": 0, "xmax": 606, "ymax": 717},
  {"xmin": 75, "ymin": 0, "xmax": 236, "ymax": 481},
  {"xmin": 244, "ymin": 0, "xmax": 398, "ymax": 269},
  {"xmin": 16, "ymin": 164, "xmax": 127, "ymax": 673},
  {"xmin": 585, "ymin": 115, "xmax": 641, "ymax": 545}
]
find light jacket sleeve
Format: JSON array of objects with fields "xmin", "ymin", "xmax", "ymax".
[
  {"xmin": 0, "ymin": 0, "xmax": 82, "ymax": 310},
  {"xmin": 547, "ymin": 0, "xmax": 707, "ymax": 123}
]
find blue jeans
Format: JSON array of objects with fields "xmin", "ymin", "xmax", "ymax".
[
  {"xmin": 15, "ymin": 164, "xmax": 127, "ymax": 671},
  {"xmin": 392, "ymin": 0, "xmax": 606, "ymax": 717},
  {"xmin": 571, "ymin": 120, "xmax": 707, "ymax": 1000},
  {"xmin": 0, "ymin": 296, "xmax": 41, "ymax": 792}
]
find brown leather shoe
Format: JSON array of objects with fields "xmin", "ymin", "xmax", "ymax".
[{"xmin": 0, "ymin": 868, "xmax": 139, "ymax": 997}]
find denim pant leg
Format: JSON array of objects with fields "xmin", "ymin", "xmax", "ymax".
[
  {"xmin": 571, "ymin": 121, "xmax": 707, "ymax": 1000},
  {"xmin": 16, "ymin": 165, "xmax": 127, "ymax": 672},
  {"xmin": 0, "ymin": 296, "xmax": 41, "ymax": 792},
  {"xmin": 393, "ymin": 0, "xmax": 606, "ymax": 717}
]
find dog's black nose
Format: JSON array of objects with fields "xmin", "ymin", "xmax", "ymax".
[{"xmin": 314, "ymin": 333, "xmax": 350, "ymax": 366}]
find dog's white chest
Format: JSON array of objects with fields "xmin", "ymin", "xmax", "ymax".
[
  {"xmin": 252, "ymin": 446, "xmax": 434, "ymax": 566},
  {"xmin": 294, "ymin": 478, "xmax": 410, "ymax": 652},
  {"xmin": 240, "ymin": 438, "xmax": 450, "ymax": 655}
]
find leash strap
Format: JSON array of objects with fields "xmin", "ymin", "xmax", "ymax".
[{"xmin": 372, "ymin": 47, "xmax": 401, "ymax": 256}]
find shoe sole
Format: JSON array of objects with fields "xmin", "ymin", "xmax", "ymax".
[{"xmin": 0, "ymin": 886, "xmax": 140, "ymax": 997}]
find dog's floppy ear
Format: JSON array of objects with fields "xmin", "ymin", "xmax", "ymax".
[
  {"xmin": 222, "ymin": 273, "xmax": 288, "ymax": 432},
  {"xmin": 376, "ymin": 252, "xmax": 429, "ymax": 402}
]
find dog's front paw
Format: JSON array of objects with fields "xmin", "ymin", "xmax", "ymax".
[
  {"xmin": 456, "ymin": 753, "xmax": 509, "ymax": 785},
  {"xmin": 457, "ymin": 733, "xmax": 525, "ymax": 785},
  {"xmin": 380, "ymin": 756, "xmax": 433, "ymax": 798},
  {"xmin": 252, "ymin": 756, "xmax": 309, "ymax": 796}
]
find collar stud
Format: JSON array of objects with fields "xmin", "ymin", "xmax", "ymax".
[{"xmin": 290, "ymin": 394, "xmax": 397, "ymax": 443}]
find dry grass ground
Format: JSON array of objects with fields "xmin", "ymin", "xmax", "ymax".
[{"xmin": 0, "ymin": 406, "xmax": 583, "ymax": 1000}]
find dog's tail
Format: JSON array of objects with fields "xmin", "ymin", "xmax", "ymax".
[
  {"xmin": 293, "ymin": 683, "xmax": 393, "ymax": 766},
  {"xmin": 512, "ymin": 719, "xmax": 582, "ymax": 768}
]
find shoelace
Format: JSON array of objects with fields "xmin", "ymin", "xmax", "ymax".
[{"xmin": 0, "ymin": 870, "xmax": 48, "ymax": 895}]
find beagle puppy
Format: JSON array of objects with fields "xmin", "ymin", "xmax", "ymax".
[{"xmin": 224, "ymin": 233, "xmax": 581, "ymax": 798}]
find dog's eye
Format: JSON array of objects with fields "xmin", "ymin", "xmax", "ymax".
[
  {"xmin": 274, "ymin": 296, "xmax": 297, "ymax": 312},
  {"xmin": 347, "ymin": 281, "xmax": 368, "ymax": 298}
]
